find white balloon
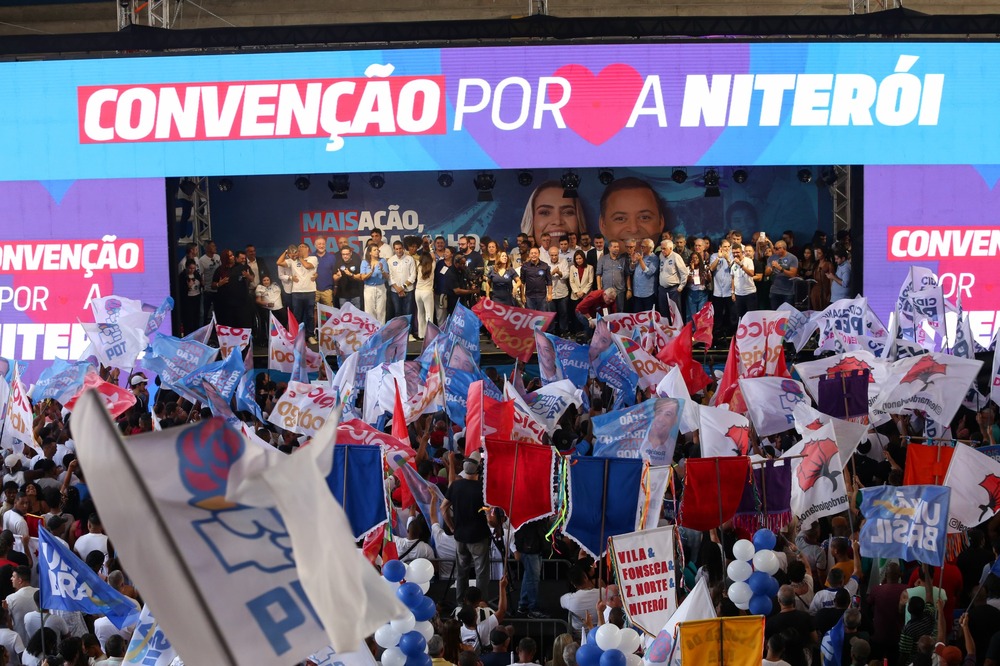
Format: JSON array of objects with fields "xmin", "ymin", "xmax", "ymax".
[
  {"xmin": 406, "ymin": 558, "xmax": 435, "ymax": 585},
  {"xmin": 390, "ymin": 612, "xmax": 416, "ymax": 635},
  {"xmin": 735, "ymin": 601, "xmax": 750, "ymax": 611},
  {"xmin": 626, "ymin": 652, "xmax": 643, "ymax": 666},
  {"xmin": 381, "ymin": 647, "xmax": 407, "ymax": 666},
  {"xmin": 595, "ymin": 624, "xmax": 622, "ymax": 651},
  {"xmin": 418, "ymin": 581, "xmax": 431, "ymax": 594},
  {"xmin": 752, "ymin": 550, "xmax": 780, "ymax": 575},
  {"xmin": 415, "ymin": 621, "xmax": 435, "ymax": 641},
  {"xmin": 728, "ymin": 581, "xmax": 752, "ymax": 606},
  {"xmin": 726, "ymin": 560, "xmax": 753, "ymax": 582},
  {"xmin": 374, "ymin": 625, "xmax": 402, "ymax": 649},
  {"xmin": 617, "ymin": 628, "xmax": 642, "ymax": 655},
  {"xmin": 732, "ymin": 539, "xmax": 756, "ymax": 562}
]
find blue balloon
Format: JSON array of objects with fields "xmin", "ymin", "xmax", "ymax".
[
  {"xmin": 397, "ymin": 582, "xmax": 424, "ymax": 608},
  {"xmin": 600, "ymin": 650, "xmax": 627, "ymax": 666},
  {"xmin": 577, "ymin": 643, "xmax": 603, "ymax": 666},
  {"xmin": 748, "ymin": 594, "xmax": 772, "ymax": 616},
  {"xmin": 747, "ymin": 571, "xmax": 771, "ymax": 596},
  {"xmin": 405, "ymin": 654, "xmax": 432, "ymax": 666},
  {"xmin": 587, "ymin": 627, "xmax": 600, "ymax": 646},
  {"xmin": 383, "ymin": 559, "xmax": 407, "ymax": 583},
  {"xmin": 412, "ymin": 595, "xmax": 437, "ymax": 622},
  {"xmin": 398, "ymin": 631, "xmax": 427, "ymax": 657},
  {"xmin": 752, "ymin": 529, "xmax": 777, "ymax": 552},
  {"xmin": 764, "ymin": 575, "xmax": 779, "ymax": 598}
]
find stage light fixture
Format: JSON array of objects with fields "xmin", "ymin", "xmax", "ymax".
[
  {"xmin": 369, "ymin": 173, "xmax": 385, "ymax": 189},
  {"xmin": 438, "ymin": 171, "xmax": 454, "ymax": 188},
  {"xmin": 598, "ymin": 168, "xmax": 615, "ymax": 186},
  {"xmin": 797, "ymin": 168, "xmax": 813, "ymax": 183},
  {"xmin": 328, "ymin": 174, "xmax": 350, "ymax": 199},
  {"xmin": 820, "ymin": 168, "xmax": 838, "ymax": 186},
  {"xmin": 671, "ymin": 168, "xmax": 688, "ymax": 184},
  {"xmin": 703, "ymin": 169, "xmax": 721, "ymax": 198},
  {"xmin": 733, "ymin": 168, "xmax": 748, "ymax": 184},
  {"xmin": 474, "ymin": 171, "xmax": 496, "ymax": 202},
  {"xmin": 217, "ymin": 178, "xmax": 233, "ymax": 192},
  {"xmin": 517, "ymin": 170, "xmax": 534, "ymax": 187},
  {"xmin": 294, "ymin": 176, "xmax": 311, "ymax": 191},
  {"xmin": 561, "ymin": 170, "xmax": 581, "ymax": 198}
]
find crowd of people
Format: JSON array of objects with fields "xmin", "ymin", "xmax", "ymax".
[{"xmin": 175, "ymin": 179, "xmax": 854, "ymax": 350}]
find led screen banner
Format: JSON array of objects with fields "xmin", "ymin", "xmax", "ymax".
[
  {"xmin": 0, "ymin": 42, "xmax": 997, "ymax": 180},
  {"xmin": 0, "ymin": 179, "xmax": 170, "ymax": 383},
  {"xmin": 209, "ymin": 166, "xmax": 830, "ymax": 256},
  {"xmin": 864, "ymin": 165, "xmax": 1000, "ymax": 347}
]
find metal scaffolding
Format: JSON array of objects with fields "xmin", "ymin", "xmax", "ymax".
[
  {"xmin": 117, "ymin": 0, "xmax": 184, "ymax": 31},
  {"xmin": 176, "ymin": 177, "xmax": 213, "ymax": 246}
]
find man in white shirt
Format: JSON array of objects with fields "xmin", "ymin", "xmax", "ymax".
[
  {"xmin": 730, "ymin": 244, "xmax": 757, "ymax": 319},
  {"xmin": 74, "ymin": 514, "xmax": 110, "ymax": 562},
  {"xmin": 560, "ymin": 566, "xmax": 602, "ymax": 637},
  {"xmin": 548, "ymin": 247, "xmax": 571, "ymax": 336},
  {"xmin": 370, "ymin": 229, "xmax": 394, "ymax": 260},
  {"xmin": 6, "ymin": 566, "xmax": 37, "ymax": 644},
  {"xmin": 458, "ymin": 573, "xmax": 508, "ymax": 650},
  {"xmin": 657, "ymin": 239, "xmax": 689, "ymax": 318},
  {"xmin": 1, "ymin": 494, "xmax": 29, "ymax": 555},
  {"xmin": 196, "ymin": 240, "xmax": 221, "ymax": 324},
  {"xmin": 808, "ymin": 568, "xmax": 860, "ymax": 615},
  {"xmin": 387, "ymin": 241, "xmax": 417, "ymax": 324},
  {"xmin": 0, "ymin": 606, "xmax": 24, "ymax": 666},
  {"xmin": 277, "ymin": 243, "xmax": 318, "ymax": 344}
]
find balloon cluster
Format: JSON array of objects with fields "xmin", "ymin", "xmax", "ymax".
[
  {"xmin": 726, "ymin": 529, "xmax": 780, "ymax": 615},
  {"xmin": 375, "ymin": 558, "xmax": 437, "ymax": 666},
  {"xmin": 576, "ymin": 623, "xmax": 644, "ymax": 666}
]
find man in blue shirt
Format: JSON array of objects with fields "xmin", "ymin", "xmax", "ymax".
[
  {"xmin": 313, "ymin": 237, "xmax": 337, "ymax": 307},
  {"xmin": 596, "ymin": 240, "xmax": 628, "ymax": 313},
  {"xmin": 766, "ymin": 240, "xmax": 800, "ymax": 309},
  {"xmin": 630, "ymin": 239, "xmax": 658, "ymax": 312}
]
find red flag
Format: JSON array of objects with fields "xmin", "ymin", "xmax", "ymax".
[
  {"xmin": 65, "ymin": 372, "xmax": 137, "ymax": 418},
  {"xmin": 657, "ymin": 323, "xmax": 712, "ymax": 395},
  {"xmin": 472, "ymin": 299, "xmax": 555, "ymax": 362},
  {"xmin": 483, "ymin": 438, "xmax": 556, "ymax": 530},
  {"xmin": 903, "ymin": 443, "xmax": 954, "ymax": 486},
  {"xmin": 286, "ymin": 307, "xmax": 300, "ymax": 339},
  {"xmin": 392, "ymin": 380, "xmax": 408, "ymax": 444},
  {"xmin": 692, "ymin": 302, "xmax": 714, "ymax": 347},
  {"xmin": 678, "ymin": 456, "xmax": 751, "ymax": 531},
  {"xmin": 467, "ymin": 381, "xmax": 515, "ymax": 456},
  {"xmin": 712, "ymin": 338, "xmax": 744, "ymax": 410}
]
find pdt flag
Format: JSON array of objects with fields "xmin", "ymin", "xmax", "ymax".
[
  {"xmin": 38, "ymin": 527, "xmax": 139, "ymax": 629},
  {"xmin": 859, "ymin": 485, "xmax": 950, "ymax": 566}
]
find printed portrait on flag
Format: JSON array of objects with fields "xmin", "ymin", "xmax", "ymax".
[{"xmin": 593, "ymin": 398, "xmax": 682, "ymax": 466}]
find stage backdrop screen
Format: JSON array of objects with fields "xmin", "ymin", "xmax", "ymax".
[
  {"xmin": 208, "ymin": 166, "xmax": 831, "ymax": 262},
  {"xmin": 0, "ymin": 179, "xmax": 170, "ymax": 383},
  {"xmin": 864, "ymin": 164, "xmax": 1000, "ymax": 348}
]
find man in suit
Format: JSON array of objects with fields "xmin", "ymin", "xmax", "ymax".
[{"xmin": 586, "ymin": 234, "xmax": 605, "ymax": 269}]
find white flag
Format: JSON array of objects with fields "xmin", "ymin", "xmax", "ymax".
[
  {"xmin": 125, "ymin": 605, "xmax": 177, "ymax": 666},
  {"xmin": 524, "ymin": 379, "xmax": 584, "ymax": 433},
  {"xmin": 318, "ymin": 302, "xmax": 380, "ymax": 358},
  {"xmin": 792, "ymin": 403, "xmax": 868, "ymax": 463},
  {"xmin": 813, "ymin": 296, "xmax": 870, "ymax": 353},
  {"xmin": 784, "ymin": 422, "xmax": 848, "ymax": 530},
  {"xmin": 610, "ymin": 526, "xmax": 676, "ymax": 636},
  {"xmin": 268, "ymin": 382, "xmax": 340, "ymax": 437},
  {"xmin": 637, "ymin": 466, "xmax": 671, "ymax": 531},
  {"xmin": 739, "ymin": 376, "xmax": 808, "ymax": 437},
  {"xmin": 0, "ymin": 364, "xmax": 32, "ymax": 455},
  {"xmin": 227, "ymin": 399, "xmax": 407, "ymax": 652},
  {"xmin": 643, "ymin": 577, "xmax": 716, "ymax": 666},
  {"xmin": 71, "ymin": 391, "xmax": 332, "ymax": 665},
  {"xmin": 80, "ymin": 321, "xmax": 146, "ymax": 370},
  {"xmin": 613, "ymin": 333, "xmax": 670, "ymax": 391},
  {"xmin": 942, "ymin": 443, "xmax": 1000, "ymax": 534},
  {"xmin": 655, "ymin": 366, "xmax": 700, "ymax": 435},
  {"xmin": 699, "ymin": 405, "xmax": 751, "ymax": 457},
  {"xmin": 216, "ymin": 324, "xmax": 252, "ymax": 360},
  {"xmin": 794, "ymin": 350, "xmax": 889, "ymax": 419},
  {"xmin": 872, "ymin": 353, "xmax": 982, "ymax": 425},
  {"xmin": 503, "ymin": 383, "xmax": 548, "ymax": 442}
]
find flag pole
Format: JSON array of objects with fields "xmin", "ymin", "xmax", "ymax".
[
  {"xmin": 503, "ymin": 442, "xmax": 520, "ymax": 581},
  {"xmin": 715, "ymin": 457, "xmax": 727, "ymax": 565},
  {"xmin": 759, "ymin": 461, "xmax": 768, "ymax": 529},
  {"xmin": 598, "ymin": 458, "xmax": 610, "ymax": 602},
  {"xmin": 839, "ymin": 372, "xmax": 859, "ymax": 482}
]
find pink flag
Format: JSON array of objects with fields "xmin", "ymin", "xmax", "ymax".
[
  {"xmin": 467, "ymin": 380, "xmax": 515, "ymax": 455},
  {"xmin": 472, "ymin": 298, "xmax": 555, "ymax": 362},
  {"xmin": 692, "ymin": 302, "xmax": 714, "ymax": 347}
]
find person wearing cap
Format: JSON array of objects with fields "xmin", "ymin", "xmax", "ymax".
[
  {"xmin": 479, "ymin": 628, "xmax": 513, "ymax": 666},
  {"xmin": 441, "ymin": 452, "xmax": 493, "ymax": 603}
]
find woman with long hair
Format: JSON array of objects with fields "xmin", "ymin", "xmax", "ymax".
[
  {"xmin": 569, "ymin": 250, "xmax": 593, "ymax": 331},
  {"xmin": 440, "ymin": 619, "xmax": 470, "ymax": 664},
  {"xmin": 520, "ymin": 181, "xmax": 588, "ymax": 247},
  {"xmin": 414, "ymin": 252, "xmax": 436, "ymax": 339},
  {"xmin": 799, "ymin": 245, "xmax": 816, "ymax": 280},
  {"xmin": 684, "ymin": 252, "xmax": 710, "ymax": 322},
  {"xmin": 811, "ymin": 245, "xmax": 833, "ymax": 310},
  {"xmin": 486, "ymin": 251, "xmax": 519, "ymax": 306},
  {"xmin": 359, "ymin": 244, "xmax": 389, "ymax": 323}
]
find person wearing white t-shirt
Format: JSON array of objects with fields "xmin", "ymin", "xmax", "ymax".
[
  {"xmin": 1, "ymin": 495, "xmax": 29, "ymax": 555},
  {"xmin": 197, "ymin": 241, "xmax": 221, "ymax": 324},
  {"xmin": 458, "ymin": 573, "xmax": 508, "ymax": 651},
  {"xmin": 0, "ymin": 605, "xmax": 24, "ymax": 666},
  {"xmin": 74, "ymin": 515, "xmax": 109, "ymax": 562},
  {"xmin": 560, "ymin": 567, "xmax": 602, "ymax": 637}
]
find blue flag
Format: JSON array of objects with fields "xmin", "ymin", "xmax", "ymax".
[
  {"xmin": 355, "ymin": 316, "xmax": 410, "ymax": 385},
  {"xmin": 236, "ymin": 370, "xmax": 264, "ymax": 422},
  {"xmin": 820, "ymin": 613, "xmax": 845, "ymax": 666},
  {"xmin": 443, "ymin": 302, "xmax": 481, "ymax": 366},
  {"xmin": 177, "ymin": 346, "xmax": 244, "ymax": 404},
  {"xmin": 33, "ymin": 359, "xmax": 91, "ymax": 402},
  {"xmin": 564, "ymin": 457, "xmax": 644, "ymax": 558},
  {"xmin": 38, "ymin": 527, "xmax": 140, "ymax": 629},
  {"xmin": 145, "ymin": 334, "xmax": 218, "ymax": 392},
  {"xmin": 548, "ymin": 334, "xmax": 590, "ymax": 388},
  {"xmin": 326, "ymin": 445, "xmax": 388, "ymax": 540},
  {"xmin": 143, "ymin": 296, "xmax": 174, "ymax": 337},
  {"xmin": 592, "ymin": 398, "xmax": 682, "ymax": 466},
  {"xmin": 859, "ymin": 485, "xmax": 950, "ymax": 566}
]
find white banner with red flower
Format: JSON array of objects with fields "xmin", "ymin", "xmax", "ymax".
[{"xmin": 783, "ymin": 422, "xmax": 848, "ymax": 530}]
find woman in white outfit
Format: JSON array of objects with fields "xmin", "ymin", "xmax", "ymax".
[{"xmin": 414, "ymin": 252, "xmax": 436, "ymax": 339}]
